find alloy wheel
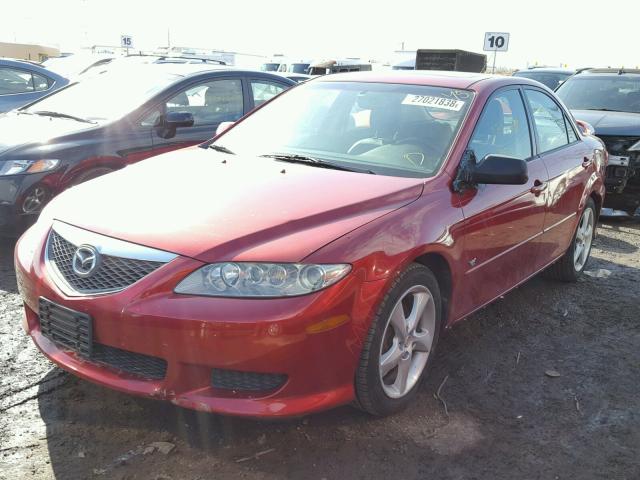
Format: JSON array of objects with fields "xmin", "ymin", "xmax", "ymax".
[
  {"xmin": 22, "ymin": 187, "xmax": 47, "ymax": 214},
  {"xmin": 574, "ymin": 207, "xmax": 594, "ymax": 271},
  {"xmin": 379, "ymin": 285, "xmax": 436, "ymax": 399}
]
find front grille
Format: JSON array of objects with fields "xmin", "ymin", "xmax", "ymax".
[
  {"xmin": 39, "ymin": 297, "xmax": 93, "ymax": 358},
  {"xmin": 598, "ymin": 135, "xmax": 640, "ymax": 168},
  {"xmin": 47, "ymin": 230, "xmax": 164, "ymax": 294},
  {"xmin": 92, "ymin": 344, "xmax": 167, "ymax": 380},
  {"xmin": 212, "ymin": 369, "xmax": 287, "ymax": 392}
]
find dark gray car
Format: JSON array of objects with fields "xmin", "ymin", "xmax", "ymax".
[
  {"xmin": 0, "ymin": 58, "xmax": 69, "ymax": 113},
  {"xmin": 557, "ymin": 68, "xmax": 640, "ymax": 215},
  {"xmin": 513, "ymin": 67, "xmax": 575, "ymax": 91}
]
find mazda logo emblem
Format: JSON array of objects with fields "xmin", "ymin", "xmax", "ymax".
[{"xmin": 72, "ymin": 245, "xmax": 100, "ymax": 278}]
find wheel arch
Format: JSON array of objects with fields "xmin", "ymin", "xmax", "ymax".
[
  {"xmin": 412, "ymin": 252, "xmax": 453, "ymax": 328},
  {"xmin": 62, "ymin": 156, "xmax": 123, "ymax": 186},
  {"xmin": 590, "ymin": 190, "xmax": 603, "ymax": 219}
]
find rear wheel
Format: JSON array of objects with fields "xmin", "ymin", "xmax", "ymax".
[
  {"xmin": 545, "ymin": 198, "xmax": 596, "ymax": 282},
  {"xmin": 355, "ymin": 263, "xmax": 441, "ymax": 416}
]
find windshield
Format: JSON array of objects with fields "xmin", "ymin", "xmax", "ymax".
[
  {"xmin": 24, "ymin": 69, "xmax": 180, "ymax": 122},
  {"xmin": 289, "ymin": 63, "xmax": 310, "ymax": 74},
  {"xmin": 513, "ymin": 71, "xmax": 572, "ymax": 90},
  {"xmin": 261, "ymin": 63, "xmax": 280, "ymax": 72},
  {"xmin": 215, "ymin": 81, "xmax": 473, "ymax": 177},
  {"xmin": 43, "ymin": 55, "xmax": 113, "ymax": 78},
  {"xmin": 556, "ymin": 75, "xmax": 640, "ymax": 114}
]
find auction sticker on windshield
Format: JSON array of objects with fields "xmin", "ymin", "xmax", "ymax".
[{"xmin": 402, "ymin": 94, "xmax": 465, "ymax": 111}]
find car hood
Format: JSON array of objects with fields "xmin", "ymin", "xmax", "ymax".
[
  {"xmin": 571, "ymin": 109, "xmax": 640, "ymax": 137},
  {"xmin": 43, "ymin": 147, "xmax": 425, "ymax": 263},
  {"xmin": 0, "ymin": 111, "xmax": 96, "ymax": 156}
]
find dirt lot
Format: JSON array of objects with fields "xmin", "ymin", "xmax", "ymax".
[{"xmin": 1, "ymin": 217, "xmax": 639, "ymax": 480}]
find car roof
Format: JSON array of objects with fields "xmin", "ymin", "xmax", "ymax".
[
  {"xmin": 98, "ymin": 62, "xmax": 295, "ymax": 81},
  {"xmin": 577, "ymin": 68, "xmax": 640, "ymax": 76},
  {"xmin": 314, "ymin": 70, "xmax": 539, "ymax": 91},
  {"xmin": 106, "ymin": 62, "xmax": 234, "ymax": 76},
  {"xmin": 515, "ymin": 68, "xmax": 575, "ymax": 74},
  {"xmin": 0, "ymin": 57, "xmax": 42, "ymax": 68}
]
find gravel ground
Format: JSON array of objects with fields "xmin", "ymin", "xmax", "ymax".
[{"xmin": 1, "ymin": 217, "xmax": 639, "ymax": 480}]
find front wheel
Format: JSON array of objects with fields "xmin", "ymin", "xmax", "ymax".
[
  {"xmin": 355, "ymin": 264, "xmax": 442, "ymax": 416},
  {"xmin": 545, "ymin": 198, "xmax": 596, "ymax": 282}
]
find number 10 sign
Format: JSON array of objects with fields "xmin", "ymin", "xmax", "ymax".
[{"xmin": 483, "ymin": 32, "xmax": 510, "ymax": 52}]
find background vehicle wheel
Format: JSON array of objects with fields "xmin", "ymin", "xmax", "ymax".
[
  {"xmin": 355, "ymin": 263, "xmax": 442, "ymax": 416},
  {"xmin": 72, "ymin": 167, "xmax": 114, "ymax": 186},
  {"xmin": 545, "ymin": 198, "xmax": 596, "ymax": 282}
]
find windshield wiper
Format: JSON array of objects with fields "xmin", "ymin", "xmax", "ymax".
[
  {"xmin": 260, "ymin": 153, "xmax": 375, "ymax": 174},
  {"xmin": 209, "ymin": 144, "xmax": 235, "ymax": 154},
  {"xmin": 29, "ymin": 110, "xmax": 96, "ymax": 124}
]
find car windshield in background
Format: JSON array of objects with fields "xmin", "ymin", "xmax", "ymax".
[
  {"xmin": 261, "ymin": 63, "xmax": 280, "ymax": 72},
  {"xmin": 513, "ymin": 71, "xmax": 572, "ymax": 90},
  {"xmin": 215, "ymin": 81, "xmax": 473, "ymax": 178},
  {"xmin": 23, "ymin": 70, "xmax": 180, "ymax": 122},
  {"xmin": 290, "ymin": 63, "xmax": 310, "ymax": 74},
  {"xmin": 556, "ymin": 76, "xmax": 640, "ymax": 113}
]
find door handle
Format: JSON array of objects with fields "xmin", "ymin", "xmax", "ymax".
[
  {"xmin": 582, "ymin": 157, "xmax": 593, "ymax": 168},
  {"xmin": 530, "ymin": 180, "xmax": 548, "ymax": 196}
]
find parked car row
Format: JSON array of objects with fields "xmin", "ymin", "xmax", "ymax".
[
  {"xmin": 512, "ymin": 66, "xmax": 575, "ymax": 90},
  {"xmin": 13, "ymin": 68, "xmax": 606, "ymax": 418}
]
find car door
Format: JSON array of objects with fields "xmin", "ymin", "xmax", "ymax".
[
  {"xmin": 455, "ymin": 87, "xmax": 549, "ymax": 317},
  {"xmin": 146, "ymin": 76, "xmax": 246, "ymax": 155},
  {"xmin": 523, "ymin": 88, "xmax": 594, "ymax": 260}
]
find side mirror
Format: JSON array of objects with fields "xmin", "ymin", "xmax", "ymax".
[
  {"xmin": 454, "ymin": 150, "xmax": 528, "ymax": 191},
  {"xmin": 575, "ymin": 119, "xmax": 595, "ymax": 136},
  {"xmin": 165, "ymin": 111, "xmax": 194, "ymax": 128},
  {"xmin": 472, "ymin": 154, "xmax": 529, "ymax": 185},
  {"xmin": 216, "ymin": 121, "xmax": 235, "ymax": 136}
]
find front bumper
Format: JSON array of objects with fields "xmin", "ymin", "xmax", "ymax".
[
  {"xmin": 603, "ymin": 165, "xmax": 640, "ymax": 214},
  {"xmin": 15, "ymin": 224, "xmax": 386, "ymax": 417}
]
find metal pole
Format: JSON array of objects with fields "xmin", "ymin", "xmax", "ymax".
[{"xmin": 492, "ymin": 50, "xmax": 497, "ymax": 74}]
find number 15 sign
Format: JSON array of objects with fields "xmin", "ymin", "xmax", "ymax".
[{"xmin": 483, "ymin": 32, "xmax": 509, "ymax": 52}]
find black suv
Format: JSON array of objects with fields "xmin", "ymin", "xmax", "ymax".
[{"xmin": 557, "ymin": 69, "xmax": 640, "ymax": 215}]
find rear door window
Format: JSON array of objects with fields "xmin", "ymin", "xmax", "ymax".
[
  {"xmin": 32, "ymin": 73, "xmax": 52, "ymax": 91},
  {"xmin": 565, "ymin": 116, "xmax": 578, "ymax": 143},
  {"xmin": 250, "ymin": 80, "xmax": 287, "ymax": 107},
  {"xmin": 0, "ymin": 67, "xmax": 35, "ymax": 95}
]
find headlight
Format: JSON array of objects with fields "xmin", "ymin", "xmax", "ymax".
[
  {"xmin": 0, "ymin": 159, "xmax": 60, "ymax": 176},
  {"xmin": 175, "ymin": 262, "xmax": 351, "ymax": 297},
  {"xmin": 628, "ymin": 140, "xmax": 640, "ymax": 151}
]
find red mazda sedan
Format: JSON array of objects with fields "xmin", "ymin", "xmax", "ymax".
[{"xmin": 15, "ymin": 71, "xmax": 606, "ymax": 417}]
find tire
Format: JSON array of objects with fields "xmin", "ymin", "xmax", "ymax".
[
  {"xmin": 71, "ymin": 167, "xmax": 114, "ymax": 186},
  {"xmin": 545, "ymin": 198, "xmax": 596, "ymax": 282},
  {"xmin": 355, "ymin": 263, "xmax": 442, "ymax": 416}
]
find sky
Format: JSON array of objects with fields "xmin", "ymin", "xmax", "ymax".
[{"xmin": 2, "ymin": 0, "xmax": 638, "ymax": 69}]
